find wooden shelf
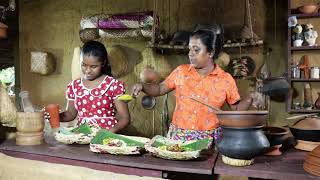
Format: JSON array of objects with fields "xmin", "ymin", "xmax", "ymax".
[
  {"xmin": 290, "ymin": 46, "xmax": 320, "ymax": 51},
  {"xmin": 148, "ymin": 43, "xmax": 188, "ymax": 50},
  {"xmin": 149, "ymin": 40, "xmax": 264, "ymax": 50},
  {"xmin": 291, "ymin": 79, "xmax": 320, "ymax": 82},
  {"xmin": 223, "ymin": 40, "xmax": 263, "ymax": 48},
  {"xmin": 289, "ymin": 13, "xmax": 320, "ymax": 19},
  {"xmin": 288, "ymin": 109, "xmax": 320, "ymax": 113}
]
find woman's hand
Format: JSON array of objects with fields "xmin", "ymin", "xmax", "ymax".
[
  {"xmin": 131, "ymin": 83, "xmax": 143, "ymax": 97},
  {"xmin": 249, "ymin": 91, "xmax": 265, "ymax": 109}
]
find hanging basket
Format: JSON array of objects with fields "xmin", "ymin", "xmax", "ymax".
[
  {"xmin": 30, "ymin": 51, "xmax": 56, "ymax": 75},
  {"xmin": 79, "ymin": 28, "xmax": 100, "ymax": 43}
]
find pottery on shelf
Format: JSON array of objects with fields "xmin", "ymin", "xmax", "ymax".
[
  {"xmin": 299, "ymin": 4, "xmax": 319, "ymax": 14},
  {"xmin": 315, "ymin": 93, "xmax": 320, "ymax": 110},
  {"xmin": 293, "ymin": 39, "xmax": 303, "ymax": 47},
  {"xmin": 0, "ymin": 22, "xmax": 8, "ymax": 39},
  {"xmin": 217, "ymin": 126, "xmax": 270, "ymax": 166}
]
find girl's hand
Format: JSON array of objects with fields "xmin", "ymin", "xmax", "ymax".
[{"xmin": 131, "ymin": 83, "xmax": 143, "ymax": 97}]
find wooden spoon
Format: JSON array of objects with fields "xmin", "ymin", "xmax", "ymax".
[{"xmin": 188, "ymin": 97, "xmax": 222, "ymax": 112}]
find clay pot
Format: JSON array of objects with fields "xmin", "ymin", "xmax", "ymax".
[
  {"xmin": 217, "ymin": 126, "xmax": 270, "ymax": 160},
  {"xmin": 303, "ymin": 145, "xmax": 320, "ymax": 176},
  {"xmin": 299, "ymin": 4, "xmax": 319, "ymax": 14},
  {"xmin": 263, "ymin": 126, "xmax": 289, "ymax": 146},
  {"xmin": 314, "ymin": 93, "xmax": 320, "ymax": 109},
  {"xmin": 290, "ymin": 117, "xmax": 320, "ymax": 142},
  {"xmin": 263, "ymin": 126, "xmax": 289, "ymax": 156},
  {"xmin": 216, "ymin": 111, "xmax": 268, "ymax": 128},
  {"xmin": 0, "ymin": 22, "xmax": 8, "ymax": 39}
]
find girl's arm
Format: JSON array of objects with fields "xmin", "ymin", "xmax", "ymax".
[
  {"xmin": 109, "ymin": 99, "xmax": 130, "ymax": 133},
  {"xmin": 59, "ymin": 100, "xmax": 78, "ymax": 122}
]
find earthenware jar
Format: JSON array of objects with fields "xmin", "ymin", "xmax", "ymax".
[{"xmin": 217, "ymin": 126, "xmax": 270, "ymax": 162}]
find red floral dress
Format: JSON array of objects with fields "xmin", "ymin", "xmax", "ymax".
[{"xmin": 66, "ymin": 76, "xmax": 125, "ymax": 129}]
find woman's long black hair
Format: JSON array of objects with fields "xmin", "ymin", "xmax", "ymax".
[
  {"xmin": 190, "ymin": 26, "xmax": 224, "ymax": 59},
  {"xmin": 82, "ymin": 41, "xmax": 112, "ymax": 76}
]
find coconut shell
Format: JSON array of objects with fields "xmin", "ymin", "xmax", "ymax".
[{"xmin": 0, "ymin": 83, "xmax": 16, "ymax": 127}]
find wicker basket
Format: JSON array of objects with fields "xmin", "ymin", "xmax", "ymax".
[
  {"xmin": 99, "ymin": 29, "xmax": 141, "ymax": 38},
  {"xmin": 79, "ymin": 28, "xmax": 100, "ymax": 43},
  {"xmin": 0, "ymin": 83, "xmax": 16, "ymax": 127},
  {"xmin": 30, "ymin": 51, "xmax": 56, "ymax": 75},
  {"xmin": 16, "ymin": 112, "xmax": 44, "ymax": 146}
]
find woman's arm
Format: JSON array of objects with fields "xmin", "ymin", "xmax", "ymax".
[
  {"xmin": 59, "ymin": 100, "xmax": 78, "ymax": 122},
  {"xmin": 131, "ymin": 82, "xmax": 173, "ymax": 97},
  {"xmin": 109, "ymin": 99, "xmax": 130, "ymax": 133},
  {"xmin": 229, "ymin": 92, "xmax": 265, "ymax": 111}
]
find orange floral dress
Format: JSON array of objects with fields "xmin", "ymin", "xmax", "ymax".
[{"xmin": 164, "ymin": 64, "xmax": 240, "ymax": 141}]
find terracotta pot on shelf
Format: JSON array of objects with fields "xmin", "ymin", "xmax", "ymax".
[
  {"xmin": 0, "ymin": 22, "xmax": 8, "ymax": 39},
  {"xmin": 299, "ymin": 4, "xmax": 319, "ymax": 14}
]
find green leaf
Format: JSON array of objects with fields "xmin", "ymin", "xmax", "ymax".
[{"xmin": 90, "ymin": 129, "xmax": 145, "ymax": 147}]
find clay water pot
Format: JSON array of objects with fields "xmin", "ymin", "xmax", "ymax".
[
  {"xmin": 217, "ymin": 126, "xmax": 270, "ymax": 160},
  {"xmin": 216, "ymin": 111, "xmax": 268, "ymax": 128}
]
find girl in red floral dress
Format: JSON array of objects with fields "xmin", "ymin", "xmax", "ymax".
[{"xmin": 59, "ymin": 41, "xmax": 130, "ymax": 132}]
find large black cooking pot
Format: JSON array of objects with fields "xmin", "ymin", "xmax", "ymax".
[
  {"xmin": 290, "ymin": 128, "xmax": 320, "ymax": 142},
  {"xmin": 289, "ymin": 117, "xmax": 320, "ymax": 142},
  {"xmin": 217, "ymin": 126, "xmax": 270, "ymax": 160}
]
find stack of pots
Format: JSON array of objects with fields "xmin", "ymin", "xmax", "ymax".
[{"xmin": 216, "ymin": 111, "xmax": 270, "ymax": 166}]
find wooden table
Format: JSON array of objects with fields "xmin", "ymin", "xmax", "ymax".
[
  {"xmin": 0, "ymin": 136, "xmax": 319, "ymax": 180},
  {"xmin": 0, "ymin": 136, "xmax": 217, "ymax": 179},
  {"xmin": 214, "ymin": 150, "xmax": 319, "ymax": 180}
]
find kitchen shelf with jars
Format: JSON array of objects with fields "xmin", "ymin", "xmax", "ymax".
[{"xmin": 287, "ymin": 0, "xmax": 320, "ymax": 113}]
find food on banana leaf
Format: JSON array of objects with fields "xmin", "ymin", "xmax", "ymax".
[
  {"xmin": 55, "ymin": 124, "xmax": 99, "ymax": 144},
  {"xmin": 70, "ymin": 123, "xmax": 92, "ymax": 134},
  {"xmin": 117, "ymin": 94, "xmax": 133, "ymax": 102},
  {"xmin": 90, "ymin": 129, "xmax": 150, "ymax": 155},
  {"xmin": 145, "ymin": 135, "xmax": 211, "ymax": 160}
]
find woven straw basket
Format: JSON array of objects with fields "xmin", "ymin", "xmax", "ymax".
[
  {"xmin": 0, "ymin": 83, "xmax": 16, "ymax": 127},
  {"xmin": 30, "ymin": 51, "xmax": 56, "ymax": 75},
  {"xmin": 79, "ymin": 28, "xmax": 100, "ymax": 43},
  {"xmin": 16, "ymin": 112, "xmax": 44, "ymax": 145}
]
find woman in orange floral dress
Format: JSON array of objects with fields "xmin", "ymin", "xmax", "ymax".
[{"xmin": 131, "ymin": 30, "xmax": 262, "ymax": 142}]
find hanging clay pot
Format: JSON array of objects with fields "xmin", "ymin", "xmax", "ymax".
[{"xmin": 0, "ymin": 22, "xmax": 8, "ymax": 39}]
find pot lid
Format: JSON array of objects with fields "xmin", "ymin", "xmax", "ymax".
[{"xmin": 291, "ymin": 117, "xmax": 320, "ymax": 130}]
